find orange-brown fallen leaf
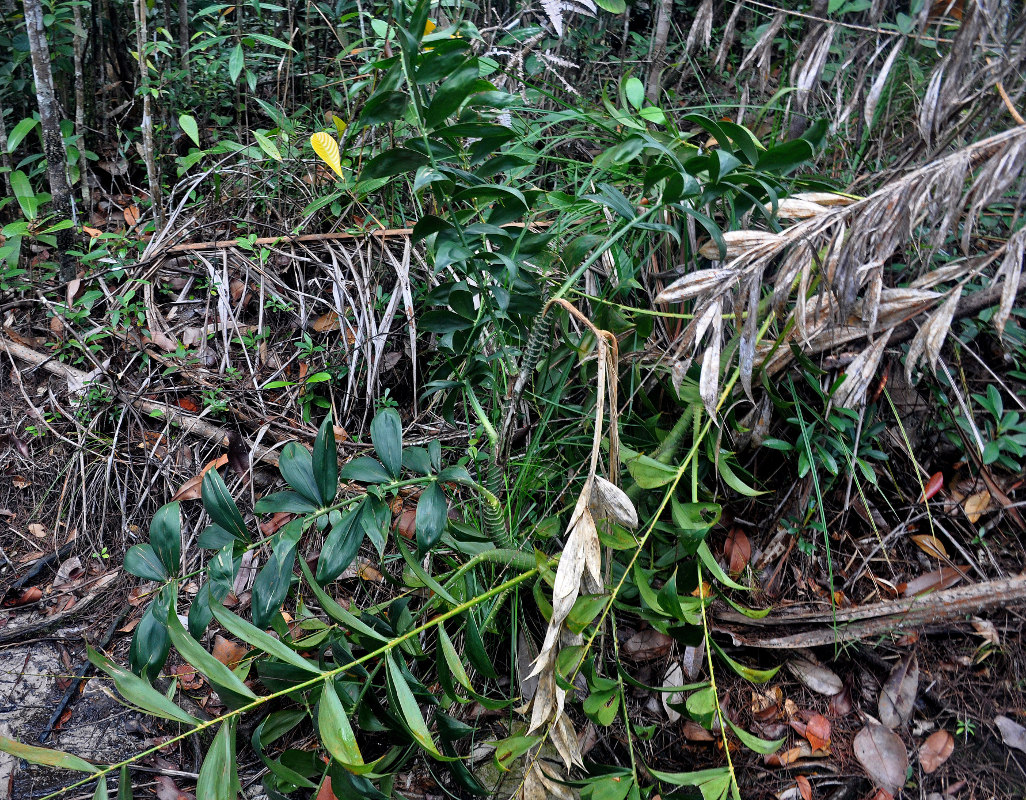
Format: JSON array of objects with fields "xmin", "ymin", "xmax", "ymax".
[
  {"xmin": 212, "ymin": 635, "xmax": 249, "ymax": 669},
  {"xmin": 918, "ymin": 729, "xmax": 954, "ymax": 773},
  {"xmin": 900, "ymin": 566, "xmax": 966, "ymax": 597},
  {"xmin": 171, "ymin": 454, "xmax": 230, "ymax": 501}
]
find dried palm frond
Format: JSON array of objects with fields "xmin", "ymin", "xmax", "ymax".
[{"xmin": 654, "ymin": 126, "xmax": 1026, "ymax": 411}]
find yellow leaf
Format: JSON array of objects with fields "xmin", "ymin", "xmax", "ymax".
[
  {"xmin": 910, "ymin": 534, "xmax": 948, "ymax": 560},
  {"xmin": 310, "ymin": 131, "xmax": 343, "ymax": 179},
  {"xmin": 962, "ymin": 489, "xmax": 991, "ymax": 523},
  {"xmin": 424, "ymin": 19, "xmax": 436, "ymax": 35}
]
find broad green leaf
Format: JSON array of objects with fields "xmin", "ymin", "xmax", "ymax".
[
  {"xmin": 339, "ymin": 456, "xmax": 391, "ymax": 484},
  {"xmin": 424, "ymin": 62, "xmax": 480, "ymax": 129},
  {"xmin": 253, "ymin": 491, "xmax": 318, "ymax": 514},
  {"xmin": 491, "ymin": 734, "xmax": 541, "ymax": 770},
  {"xmin": 93, "ymin": 775, "xmax": 109, "ymax": 800},
  {"xmin": 594, "ymin": 0, "xmax": 626, "ymax": 12},
  {"xmin": 685, "ymin": 686, "xmax": 718, "ymax": 728},
  {"xmin": 386, "ymin": 653, "xmax": 441, "ymax": 756},
  {"xmin": 211, "ymin": 603, "xmax": 320, "ymax": 673},
  {"xmin": 313, "ymin": 413, "xmax": 339, "ymax": 506},
  {"xmin": 316, "ymin": 504, "xmax": 364, "ymax": 584},
  {"xmin": 124, "ymin": 543, "xmax": 168, "ymax": 582},
  {"xmin": 318, "ymin": 680, "xmax": 365, "ymax": 770},
  {"xmin": 626, "ymin": 454, "xmax": 678, "ymax": 488},
  {"xmin": 179, "ymin": 114, "xmax": 200, "ymax": 147},
  {"xmin": 197, "ymin": 721, "xmax": 240, "ymax": 800},
  {"xmin": 463, "ymin": 612, "xmax": 498, "ymax": 679},
  {"xmin": 370, "ymin": 408, "xmax": 403, "ymax": 478},
  {"xmin": 279, "ymin": 442, "xmax": 322, "ymax": 505},
  {"xmin": 726, "ymin": 717, "xmax": 784, "ymax": 754},
  {"xmin": 11, "ymin": 170, "xmax": 39, "ymax": 219},
  {"xmin": 437, "ymin": 624, "xmax": 473, "ymax": 692},
  {"xmin": 402, "ymin": 447, "xmax": 432, "ymax": 476},
  {"xmin": 130, "ymin": 592, "xmax": 171, "ymax": 680},
  {"xmin": 582, "ymin": 687, "xmax": 620, "ymax": 726},
  {"xmin": 87, "ymin": 646, "xmax": 200, "ymax": 725},
  {"xmin": 716, "ymin": 457, "xmax": 763, "ymax": 496},
  {"xmin": 253, "ymin": 131, "xmax": 282, "ymax": 161},
  {"xmin": 251, "ymin": 524, "xmax": 300, "ymax": 629},
  {"xmin": 361, "ymin": 147, "xmax": 429, "ymax": 180},
  {"xmin": 118, "ymin": 765, "xmax": 133, "ymax": 800},
  {"xmin": 624, "ymin": 77, "xmax": 644, "ymax": 110},
  {"xmin": 7, "ymin": 118, "xmax": 39, "ymax": 152},
  {"xmin": 566, "ymin": 594, "xmax": 609, "ymax": 634},
  {"xmin": 415, "ymin": 481, "xmax": 448, "ymax": 555},
  {"xmin": 0, "ymin": 735, "xmax": 98, "ymax": 773},
  {"xmin": 397, "ymin": 536, "xmax": 457, "ymax": 604},
  {"xmin": 201, "ymin": 469, "xmax": 250, "ymax": 541},
  {"xmin": 149, "ymin": 502, "xmax": 181, "ymax": 576},
  {"xmin": 697, "ymin": 541, "xmax": 749, "ymax": 591},
  {"xmin": 228, "ymin": 43, "xmax": 244, "ymax": 83},
  {"xmin": 299, "ymin": 558, "xmax": 389, "ymax": 642},
  {"xmin": 166, "ymin": 608, "xmax": 257, "ymax": 707},
  {"xmin": 711, "ymin": 639, "xmax": 779, "ymax": 683},
  {"xmin": 357, "ymin": 91, "xmax": 409, "ymax": 128}
]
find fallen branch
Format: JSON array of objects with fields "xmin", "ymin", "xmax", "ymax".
[
  {"xmin": 714, "ymin": 573, "xmax": 1026, "ymax": 648},
  {"xmin": 0, "ymin": 334, "xmax": 280, "ymax": 467}
]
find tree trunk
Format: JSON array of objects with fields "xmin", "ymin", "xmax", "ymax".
[
  {"xmin": 178, "ymin": 0, "xmax": 190, "ymax": 85},
  {"xmin": 72, "ymin": 0, "xmax": 90, "ymax": 211},
  {"xmin": 134, "ymin": 0, "xmax": 164, "ymax": 228},
  {"xmin": 645, "ymin": 0, "xmax": 672, "ymax": 105},
  {"xmin": 22, "ymin": 0, "xmax": 76, "ymax": 281}
]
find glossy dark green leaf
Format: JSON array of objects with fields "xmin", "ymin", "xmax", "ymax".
[
  {"xmin": 357, "ymin": 91, "xmax": 409, "ymax": 128},
  {"xmin": 197, "ymin": 720, "xmax": 241, "ymax": 800},
  {"xmin": 252, "ymin": 528, "xmax": 299, "ymax": 630},
  {"xmin": 316, "ymin": 505, "xmax": 364, "ymax": 584},
  {"xmin": 167, "ymin": 608, "xmax": 257, "ymax": 708},
  {"xmin": 370, "ymin": 407, "xmax": 403, "ymax": 478},
  {"xmin": 359, "ymin": 495, "xmax": 390, "ymax": 560},
  {"xmin": 757, "ymin": 138, "xmax": 814, "ymax": 175},
  {"xmin": 149, "ymin": 502, "xmax": 181, "ymax": 576},
  {"xmin": 339, "ymin": 456, "xmax": 391, "ymax": 484},
  {"xmin": 198, "ymin": 523, "xmax": 237, "ymax": 550},
  {"xmin": 313, "ymin": 413, "xmax": 339, "ymax": 506},
  {"xmin": 402, "ymin": 447, "xmax": 432, "ymax": 476},
  {"xmin": 463, "ymin": 612, "xmax": 498, "ymax": 679},
  {"xmin": 385, "ymin": 653, "xmax": 441, "ymax": 756},
  {"xmin": 254, "ymin": 491, "xmax": 318, "ymax": 515},
  {"xmin": 87, "ymin": 646, "xmax": 200, "ymax": 725},
  {"xmin": 279, "ymin": 442, "xmax": 322, "ymax": 505},
  {"xmin": 124, "ymin": 544, "xmax": 168, "ymax": 582},
  {"xmin": 318, "ymin": 680, "xmax": 366, "ymax": 770},
  {"xmin": 424, "ymin": 62, "xmax": 481, "ymax": 129},
  {"xmin": 202, "ymin": 469, "xmax": 250, "ymax": 542},
  {"xmin": 211, "ymin": 603, "xmax": 320, "ymax": 673},
  {"xmin": 415, "ymin": 481, "xmax": 448, "ymax": 555},
  {"xmin": 361, "ymin": 148, "xmax": 429, "ymax": 180},
  {"xmin": 130, "ymin": 592, "xmax": 171, "ymax": 680}
]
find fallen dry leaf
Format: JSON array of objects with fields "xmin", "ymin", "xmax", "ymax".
[
  {"xmin": 900, "ymin": 567, "xmax": 965, "ymax": 597},
  {"xmin": 765, "ymin": 740, "xmax": 813, "ymax": 767},
  {"xmin": 171, "ymin": 454, "xmax": 230, "ymax": 501},
  {"xmin": 829, "ymin": 684, "xmax": 853, "ymax": 717},
  {"xmin": 10, "ymin": 586, "xmax": 42, "ymax": 606},
  {"xmin": 682, "ymin": 720, "xmax": 715, "ymax": 741},
  {"xmin": 787, "ymin": 657, "xmax": 843, "ymax": 695},
  {"xmin": 28, "ymin": 523, "xmax": 46, "ymax": 538},
  {"xmin": 918, "ymin": 729, "xmax": 954, "ymax": 773},
  {"xmin": 879, "ymin": 654, "xmax": 918, "ymax": 729},
  {"xmin": 212, "ymin": 635, "xmax": 248, "ymax": 669},
  {"xmin": 853, "ymin": 723, "xmax": 907, "ymax": 795},
  {"xmin": 910, "ymin": 534, "xmax": 948, "ymax": 560},
  {"xmin": 155, "ymin": 775, "xmax": 195, "ymax": 800},
  {"xmin": 662, "ymin": 662, "xmax": 684, "ymax": 723},
  {"xmin": 961, "ymin": 489, "xmax": 991, "ymax": 523},
  {"xmin": 919, "ymin": 471, "xmax": 944, "ymax": 502},
  {"xmin": 725, "ymin": 528, "xmax": 752, "ymax": 575},
  {"xmin": 12, "ymin": 476, "xmax": 30, "ymax": 489},
  {"xmin": 123, "ymin": 205, "xmax": 140, "ymax": 227},
  {"xmin": 995, "ymin": 715, "xmax": 1026, "ymax": 754},
  {"xmin": 312, "ymin": 310, "xmax": 340, "ymax": 332},
  {"xmin": 53, "ymin": 556, "xmax": 84, "ymax": 589},
  {"xmin": 805, "ymin": 713, "xmax": 831, "ymax": 751},
  {"xmin": 622, "ymin": 629, "xmax": 673, "ymax": 661}
]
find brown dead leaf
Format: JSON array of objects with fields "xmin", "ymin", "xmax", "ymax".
[
  {"xmin": 725, "ymin": 528, "xmax": 751, "ymax": 575},
  {"xmin": 918, "ymin": 730, "xmax": 954, "ymax": 773},
  {"xmin": 315, "ymin": 777, "xmax": 339, "ymax": 800},
  {"xmin": 11, "ymin": 476, "xmax": 30, "ymax": 489},
  {"xmin": 794, "ymin": 775, "xmax": 812, "ymax": 800},
  {"xmin": 805, "ymin": 713, "xmax": 831, "ymax": 751},
  {"xmin": 910, "ymin": 534, "xmax": 948, "ymax": 560},
  {"xmin": 212, "ymin": 635, "xmax": 248, "ymax": 669},
  {"xmin": 829, "ymin": 684, "xmax": 853, "ymax": 717},
  {"xmin": 879, "ymin": 654, "xmax": 918, "ymax": 729},
  {"xmin": 169, "ymin": 664, "xmax": 204, "ymax": 691},
  {"xmin": 682, "ymin": 720, "xmax": 715, "ymax": 741},
  {"xmin": 9, "ymin": 586, "xmax": 42, "ymax": 606},
  {"xmin": 396, "ymin": 505, "xmax": 416, "ymax": 540},
  {"xmin": 787, "ymin": 657, "xmax": 843, "ymax": 695},
  {"xmin": 313, "ymin": 310, "xmax": 341, "ymax": 332},
  {"xmin": 82, "ymin": 226, "xmax": 103, "ymax": 238},
  {"xmin": 962, "ymin": 489, "xmax": 991, "ymax": 523},
  {"xmin": 622, "ymin": 629, "xmax": 673, "ymax": 661},
  {"xmin": 28, "ymin": 523, "xmax": 47, "ymax": 538},
  {"xmin": 53, "ymin": 556, "xmax": 84, "ymax": 589},
  {"xmin": 155, "ymin": 775, "xmax": 196, "ymax": 800},
  {"xmin": 171, "ymin": 454, "xmax": 230, "ymax": 501},
  {"xmin": 123, "ymin": 205, "xmax": 140, "ymax": 227},
  {"xmin": 853, "ymin": 723, "xmax": 907, "ymax": 795},
  {"xmin": 765, "ymin": 740, "xmax": 812, "ymax": 767},
  {"xmin": 900, "ymin": 567, "xmax": 965, "ymax": 597}
]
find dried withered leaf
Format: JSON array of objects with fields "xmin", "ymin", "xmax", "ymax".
[
  {"xmin": 549, "ymin": 711, "xmax": 584, "ymax": 771},
  {"xmin": 805, "ymin": 713, "xmax": 831, "ymax": 751},
  {"xmin": 865, "ymin": 39, "xmax": 904, "ymax": 128},
  {"xmin": 918, "ymin": 730, "xmax": 954, "ymax": 773},
  {"xmin": 792, "ymin": 191, "xmax": 856, "ymax": 207},
  {"xmin": 765, "ymin": 198, "xmax": 829, "ymax": 220},
  {"xmin": 662, "ymin": 662, "xmax": 685, "ymax": 723},
  {"xmin": 853, "ymin": 723, "xmax": 907, "ymax": 795},
  {"xmin": 993, "ymin": 228, "xmax": 1026, "ymax": 339},
  {"xmin": 787, "ymin": 657, "xmax": 843, "ymax": 696},
  {"xmin": 961, "ymin": 490, "xmax": 991, "ymax": 523},
  {"xmin": 910, "ymin": 534, "xmax": 947, "ymax": 560},
  {"xmin": 590, "ymin": 477, "xmax": 638, "ymax": 529},
  {"xmin": 725, "ymin": 528, "xmax": 752, "ymax": 575},
  {"xmin": 622, "ymin": 629, "xmax": 673, "ymax": 661},
  {"xmin": 697, "ymin": 230, "xmax": 781, "ymax": 261},
  {"xmin": 879, "ymin": 654, "xmax": 918, "ymax": 729},
  {"xmin": 901, "ymin": 567, "xmax": 964, "ymax": 597},
  {"xmin": 211, "ymin": 635, "xmax": 248, "ymax": 669},
  {"xmin": 764, "ymin": 740, "xmax": 813, "ymax": 767},
  {"xmin": 833, "ymin": 332, "xmax": 890, "ymax": 409},
  {"xmin": 905, "ymin": 289, "xmax": 960, "ymax": 381},
  {"xmin": 654, "ymin": 268, "xmax": 736, "ymax": 304},
  {"xmin": 995, "ymin": 715, "xmax": 1026, "ymax": 754}
]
